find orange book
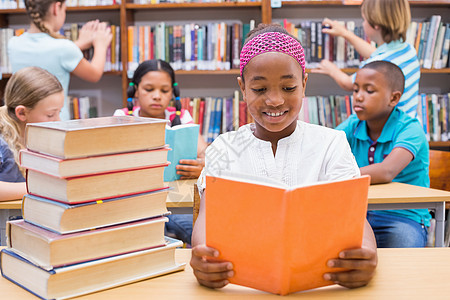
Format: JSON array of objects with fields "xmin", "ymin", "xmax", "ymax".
[
  {"xmin": 128, "ymin": 26, "xmax": 134, "ymax": 64},
  {"xmin": 205, "ymin": 173, "xmax": 370, "ymax": 295}
]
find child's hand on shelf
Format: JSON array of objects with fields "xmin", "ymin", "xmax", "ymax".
[
  {"xmin": 190, "ymin": 244, "xmax": 234, "ymax": 289},
  {"xmin": 93, "ymin": 22, "xmax": 113, "ymax": 50},
  {"xmin": 75, "ymin": 20, "xmax": 100, "ymax": 51},
  {"xmin": 321, "ymin": 18, "xmax": 349, "ymax": 38},
  {"xmin": 177, "ymin": 158, "xmax": 205, "ymax": 179},
  {"xmin": 311, "ymin": 59, "xmax": 341, "ymax": 76},
  {"xmin": 323, "ymin": 246, "xmax": 377, "ymax": 289}
]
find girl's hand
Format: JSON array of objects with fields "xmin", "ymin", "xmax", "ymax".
[
  {"xmin": 92, "ymin": 22, "xmax": 112, "ymax": 50},
  {"xmin": 323, "ymin": 246, "xmax": 377, "ymax": 289},
  {"xmin": 322, "ymin": 18, "xmax": 349, "ymax": 38},
  {"xmin": 177, "ymin": 158, "xmax": 205, "ymax": 179},
  {"xmin": 311, "ymin": 59, "xmax": 341, "ymax": 76},
  {"xmin": 75, "ymin": 20, "xmax": 99, "ymax": 50},
  {"xmin": 190, "ymin": 244, "xmax": 234, "ymax": 289}
]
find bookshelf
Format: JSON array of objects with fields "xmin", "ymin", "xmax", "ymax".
[{"xmin": 0, "ymin": 0, "xmax": 449, "ymax": 147}]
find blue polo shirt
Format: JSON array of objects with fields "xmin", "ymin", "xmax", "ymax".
[{"xmin": 336, "ymin": 107, "xmax": 431, "ymax": 226}]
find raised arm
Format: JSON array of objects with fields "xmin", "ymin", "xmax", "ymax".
[
  {"xmin": 360, "ymin": 147, "xmax": 413, "ymax": 184},
  {"xmin": 322, "ymin": 18, "xmax": 376, "ymax": 59},
  {"xmin": 311, "ymin": 60, "xmax": 353, "ymax": 91},
  {"xmin": 74, "ymin": 20, "xmax": 100, "ymax": 51},
  {"xmin": 71, "ymin": 22, "xmax": 112, "ymax": 82}
]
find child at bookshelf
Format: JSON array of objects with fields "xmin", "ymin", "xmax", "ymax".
[
  {"xmin": 0, "ymin": 66, "xmax": 63, "ymax": 202},
  {"xmin": 190, "ymin": 23, "xmax": 377, "ymax": 290},
  {"xmin": 7, "ymin": 0, "xmax": 112, "ymax": 121},
  {"xmin": 336, "ymin": 61, "xmax": 431, "ymax": 248},
  {"xmin": 312, "ymin": 0, "xmax": 420, "ymax": 119},
  {"xmin": 114, "ymin": 59, "xmax": 208, "ymax": 245}
]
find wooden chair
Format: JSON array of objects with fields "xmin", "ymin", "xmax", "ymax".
[
  {"xmin": 429, "ymin": 150, "xmax": 450, "ymax": 192},
  {"xmin": 429, "ymin": 150, "xmax": 450, "ymax": 246},
  {"xmin": 193, "ymin": 184, "xmax": 200, "ymax": 226}
]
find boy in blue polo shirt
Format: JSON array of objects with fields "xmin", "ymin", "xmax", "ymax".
[{"xmin": 336, "ymin": 61, "xmax": 430, "ymax": 248}]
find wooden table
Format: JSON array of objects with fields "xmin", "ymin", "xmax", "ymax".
[
  {"xmin": 2, "ymin": 247, "xmax": 450, "ymax": 299},
  {"xmin": 368, "ymin": 182, "xmax": 450, "ymax": 247}
]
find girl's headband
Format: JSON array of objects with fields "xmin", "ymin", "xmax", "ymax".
[{"xmin": 240, "ymin": 31, "xmax": 306, "ymax": 76}]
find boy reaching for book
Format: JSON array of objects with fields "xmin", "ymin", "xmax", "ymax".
[
  {"xmin": 336, "ymin": 61, "xmax": 431, "ymax": 248},
  {"xmin": 114, "ymin": 59, "xmax": 208, "ymax": 245},
  {"xmin": 312, "ymin": 0, "xmax": 420, "ymax": 119},
  {"xmin": 190, "ymin": 24, "xmax": 377, "ymax": 290},
  {"xmin": 8, "ymin": 0, "xmax": 112, "ymax": 121},
  {"xmin": 0, "ymin": 67, "xmax": 63, "ymax": 201}
]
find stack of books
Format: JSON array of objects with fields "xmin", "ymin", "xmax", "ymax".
[{"xmin": 0, "ymin": 116, "xmax": 186, "ymax": 299}]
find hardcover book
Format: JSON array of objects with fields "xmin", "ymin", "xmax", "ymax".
[
  {"xmin": 20, "ymin": 147, "xmax": 169, "ymax": 178},
  {"xmin": 26, "ymin": 164, "xmax": 168, "ymax": 204},
  {"xmin": 25, "ymin": 116, "xmax": 167, "ymax": 159},
  {"xmin": 205, "ymin": 173, "xmax": 370, "ymax": 295},
  {"xmin": 1, "ymin": 237, "xmax": 185, "ymax": 300},
  {"xmin": 22, "ymin": 189, "xmax": 170, "ymax": 234},
  {"xmin": 164, "ymin": 124, "xmax": 199, "ymax": 182},
  {"xmin": 7, "ymin": 217, "xmax": 168, "ymax": 270}
]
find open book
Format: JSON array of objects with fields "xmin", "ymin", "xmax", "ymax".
[
  {"xmin": 205, "ymin": 173, "xmax": 370, "ymax": 295},
  {"xmin": 164, "ymin": 124, "xmax": 199, "ymax": 182}
]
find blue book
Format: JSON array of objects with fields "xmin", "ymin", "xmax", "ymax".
[
  {"xmin": 213, "ymin": 97, "xmax": 223, "ymax": 140},
  {"xmin": 164, "ymin": 124, "xmax": 200, "ymax": 182}
]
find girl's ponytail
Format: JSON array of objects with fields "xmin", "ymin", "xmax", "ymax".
[
  {"xmin": 171, "ymin": 82, "xmax": 182, "ymax": 127},
  {"xmin": 25, "ymin": 0, "xmax": 65, "ymax": 39}
]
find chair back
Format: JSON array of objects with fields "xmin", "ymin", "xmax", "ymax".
[{"xmin": 429, "ymin": 150, "xmax": 450, "ymax": 191}]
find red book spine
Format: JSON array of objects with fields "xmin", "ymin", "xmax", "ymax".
[
  {"xmin": 198, "ymin": 100, "xmax": 205, "ymax": 134},
  {"xmin": 345, "ymin": 95, "xmax": 351, "ymax": 118},
  {"xmin": 239, "ymin": 101, "xmax": 247, "ymax": 127}
]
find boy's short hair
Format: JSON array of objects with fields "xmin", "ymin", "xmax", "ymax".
[
  {"xmin": 361, "ymin": 0, "xmax": 410, "ymax": 43},
  {"xmin": 361, "ymin": 60, "xmax": 405, "ymax": 94}
]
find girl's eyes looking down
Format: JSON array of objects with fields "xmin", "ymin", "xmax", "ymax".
[{"xmin": 250, "ymin": 86, "xmax": 297, "ymax": 94}]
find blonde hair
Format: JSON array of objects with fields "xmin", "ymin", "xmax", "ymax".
[
  {"xmin": 25, "ymin": 0, "xmax": 65, "ymax": 39},
  {"xmin": 0, "ymin": 67, "xmax": 63, "ymax": 175},
  {"xmin": 361, "ymin": 0, "xmax": 411, "ymax": 43}
]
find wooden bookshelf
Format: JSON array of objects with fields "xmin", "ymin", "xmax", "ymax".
[
  {"xmin": 125, "ymin": 2, "xmax": 263, "ymax": 9},
  {"xmin": 0, "ymin": 0, "xmax": 449, "ymax": 117}
]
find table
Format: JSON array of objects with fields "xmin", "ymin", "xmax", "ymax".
[
  {"xmin": 2, "ymin": 247, "xmax": 450, "ymax": 299},
  {"xmin": 367, "ymin": 182, "xmax": 450, "ymax": 247}
]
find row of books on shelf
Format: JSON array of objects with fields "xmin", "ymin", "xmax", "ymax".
[
  {"xmin": 127, "ymin": 21, "xmax": 254, "ymax": 73},
  {"xmin": 60, "ymin": 23, "xmax": 122, "ymax": 72},
  {"xmin": 66, "ymin": 0, "xmax": 121, "ymax": 6},
  {"xmin": 178, "ymin": 93, "xmax": 352, "ymax": 144},
  {"xmin": 69, "ymin": 95, "xmax": 99, "ymax": 119},
  {"xmin": 418, "ymin": 93, "xmax": 450, "ymax": 142},
  {"xmin": 0, "ymin": 0, "xmax": 121, "ymax": 8},
  {"xmin": 177, "ymin": 92, "xmax": 450, "ymax": 144},
  {"xmin": 282, "ymin": 19, "xmax": 366, "ymax": 68},
  {"xmin": 0, "ymin": 24, "xmax": 121, "ymax": 74},
  {"xmin": 406, "ymin": 16, "xmax": 450, "ymax": 69},
  {"xmin": 1, "ymin": 116, "xmax": 185, "ymax": 299},
  {"xmin": 131, "ymin": 0, "xmax": 257, "ymax": 3}
]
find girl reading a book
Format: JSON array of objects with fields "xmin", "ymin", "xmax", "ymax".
[
  {"xmin": 0, "ymin": 67, "xmax": 63, "ymax": 201},
  {"xmin": 114, "ymin": 59, "xmax": 207, "ymax": 179},
  {"xmin": 8, "ymin": 0, "xmax": 112, "ymax": 121},
  {"xmin": 312, "ymin": 0, "xmax": 420, "ymax": 119},
  {"xmin": 114, "ymin": 59, "xmax": 207, "ymax": 246},
  {"xmin": 190, "ymin": 23, "xmax": 377, "ymax": 290}
]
